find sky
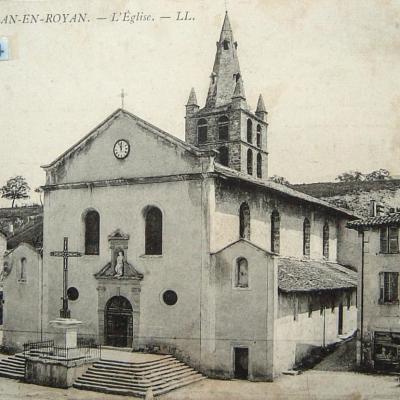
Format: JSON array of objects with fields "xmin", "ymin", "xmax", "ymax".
[{"xmin": 0, "ymin": 0, "xmax": 399, "ymax": 206}]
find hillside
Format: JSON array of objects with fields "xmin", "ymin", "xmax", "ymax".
[{"xmin": 293, "ymin": 180, "xmax": 400, "ymax": 217}]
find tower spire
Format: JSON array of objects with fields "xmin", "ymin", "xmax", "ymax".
[
  {"xmin": 256, "ymin": 94, "xmax": 267, "ymax": 120},
  {"xmin": 205, "ymin": 12, "xmax": 243, "ymax": 109},
  {"xmin": 186, "ymin": 87, "xmax": 198, "ymax": 106}
]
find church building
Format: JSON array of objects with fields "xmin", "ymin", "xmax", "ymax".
[{"xmin": 3, "ymin": 13, "xmax": 359, "ymax": 381}]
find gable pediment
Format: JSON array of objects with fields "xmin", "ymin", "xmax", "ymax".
[
  {"xmin": 43, "ymin": 109, "xmax": 213, "ymax": 185},
  {"xmin": 95, "ymin": 261, "xmax": 143, "ymax": 281}
]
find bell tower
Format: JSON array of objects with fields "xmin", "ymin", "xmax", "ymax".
[{"xmin": 185, "ymin": 12, "xmax": 269, "ymax": 180}]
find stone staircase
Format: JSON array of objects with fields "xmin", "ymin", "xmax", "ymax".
[
  {"xmin": 0, "ymin": 353, "xmax": 25, "ymax": 380},
  {"xmin": 73, "ymin": 354, "xmax": 206, "ymax": 397}
]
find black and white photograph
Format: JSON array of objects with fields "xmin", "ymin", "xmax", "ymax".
[{"xmin": 0, "ymin": 1, "xmax": 399, "ymax": 399}]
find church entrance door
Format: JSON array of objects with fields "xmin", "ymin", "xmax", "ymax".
[{"xmin": 105, "ymin": 296, "xmax": 133, "ymax": 347}]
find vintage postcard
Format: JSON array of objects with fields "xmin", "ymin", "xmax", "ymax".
[{"xmin": 0, "ymin": 1, "xmax": 399, "ymax": 399}]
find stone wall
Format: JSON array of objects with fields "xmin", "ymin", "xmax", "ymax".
[
  {"xmin": 2, "ymin": 243, "xmax": 43, "ymax": 352},
  {"xmin": 42, "ymin": 178, "xmax": 207, "ymax": 368},
  {"xmin": 211, "ymin": 179, "xmax": 358, "ymax": 266},
  {"xmin": 207, "ymin": 241, "xmax": 278, "ymax": 381}
]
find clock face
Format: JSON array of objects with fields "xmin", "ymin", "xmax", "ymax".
[{"xmin": 113, "ymin": 139, "xmax": 130, "ymax": 159}]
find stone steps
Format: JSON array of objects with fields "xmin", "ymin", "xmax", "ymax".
[
  {"xmin": 0, "ymin": 354, "xmax": 25, "ymax": 380},
  {"xmin": 81, "ymin": 368, "xmax": 198, "ymax": 387},
  {"xmin": 92, "ymin": 360, "xmax": 184, "ymax": 375},
  {"xmin": 73, "ymin": 355, "xmax": 206, "ymax": 397},
  {"xmin": 73, "ymin": 375, "xmax": 206, "ymax": 397},
  {"xmin": 86, "ymin": 363, "xmax": 197, "ymax": 381}
]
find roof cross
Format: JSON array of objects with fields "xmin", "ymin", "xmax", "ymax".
[{"xmin": 120, "ymin": 89, "xmax": 127, "ymax": 109}]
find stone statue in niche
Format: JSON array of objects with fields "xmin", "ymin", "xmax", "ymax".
[
  {"xmin": 95, "ymin": 230, "xmax": 144, "ymax": 281},
  {"xmin": 114, "ymin": 250, "xmax": 124, "ymax": 277}
]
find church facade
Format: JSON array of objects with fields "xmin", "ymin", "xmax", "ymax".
[{"xmin": 4, "ymin": 13, "xmax": 359, "ymax": 380}]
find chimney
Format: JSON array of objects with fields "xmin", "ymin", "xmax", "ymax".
[
  {"xmin": 376, "ymin": 202, "xmax": 385, "ymax": 216},
  {"xmin": 8, "ymin": 222, "xmax": 13, "ymax": 235}
]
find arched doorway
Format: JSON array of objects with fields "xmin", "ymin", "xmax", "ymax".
[{"xmin": 105, "ymin": 296, "xmax": 133, "ymax": 347}]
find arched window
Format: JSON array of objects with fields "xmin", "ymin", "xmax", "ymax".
[
  {"xmin": 323, "ymin": 222, "xmax": 329, "ymax": 259},
  {"xmin": 247, "ymin": 149, "xmax": 253, "ymax": 175},
  {"xmin": 197, "ymin": 119, "xmax": 208, "ymax": 144},
  {"xmin": 239, "ymin": 202, "xmax": 250, "ymax": 240},
  {"xmin": 223, "ymin": 39, "xmax": 230, "ymax": 50},
  {"xmin": 218, "ymin": 146, "xmax": 229, "ymax": 167},
  {"xmin": 235, "ymin": 258, "xmax": 249, "ymax": 288},
  {"xmin": 218, "ymin": 116, "xmax": 229, "ymax": 141},
  {"xmin": 19, "ymin": 257, "xmax": 27, "ymax": 281},
  {"xmin": 256, "ymin": 153, "xmax": 262, "ymax": 178},
  {"xmin": 247, "ymin": 119, "xmax": 253, "ymax": 143},
  {"xmin": 85, "ymin": 210, "xmax": 100, "ymax": 255},
  {"xmin": 303, "ymin": 218, "xmax": 311, "ymax": 257},
  {"xmin": 145, "ymin": 206, "xmax": 163, "ymax": 255},
  {"xmin": 256, "ymin": 125, "xmax": 262, "ymax": 147},
  {"xmin": 271, "ymin": 210, "xmax": 280, "ymax": 253}
]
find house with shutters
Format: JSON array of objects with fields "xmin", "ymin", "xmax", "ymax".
[
  {"xmin": 1, "ymin": 12, "xmax": 360, "ymax": 381},
  {"xmin": 348, "ymin": 211, "xmax": 400, "ymax": 371}
]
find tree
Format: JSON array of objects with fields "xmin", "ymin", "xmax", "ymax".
[
  {"xmin": 364, "ymin": 168, "xmax": 390, "ymax": 181},
  {"xmin": 269, "ymin": 175, "xmax": 290, "ymax": 185},
  {"xmin": 1, "ymin": 176, "xmax": 30, "ymax": 207},
  {"xmin": 335, "ymin": 170, "xmax": 364, "ymax": 182},
  {"xmin": 335, "ymin": 168, "xmax": 391, "ymax": 183}
]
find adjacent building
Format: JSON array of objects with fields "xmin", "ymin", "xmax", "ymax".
[{"xmin": 348, "ymin": 210, "xmax": 400, "ymax": 370}]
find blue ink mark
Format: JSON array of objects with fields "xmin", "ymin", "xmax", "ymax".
[{"xmin": 0, "ymin": 37, "xmax": 9, "ymax": 61}]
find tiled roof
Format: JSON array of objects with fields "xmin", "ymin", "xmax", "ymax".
[
  {"xmin": 7, "ymin": 216, "xmax": 43, "ymax": 250},
  {"xmin": 214, "ymin": 164, "xmax": 358, "ymax": 218},
  {"xmin": 347, "ymin": 213, "xmax": 400, "ymax": 229},
  {"xmin": 278, "ymin": 257, "xmax": 357, "ymax": 293}
]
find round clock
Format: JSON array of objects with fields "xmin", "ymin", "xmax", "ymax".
[{"xmin": 113, "ymin": 139, "xmax": 130, "ymax": 159}]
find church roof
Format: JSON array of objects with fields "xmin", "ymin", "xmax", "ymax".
[
  {"xmin": 204, "ymin": 12, "xmax": 244, "ymax": 109},
  {"xmin": 278, "ymin": 257, "xmax": 357, "ymax": 293},
  {"xmin": 256, "ymin": 94, "xmax": 267, "ymax": 113},
  {"xmin": 211, "ymin": 238, "xmax": 276, "ymax": 256},
  {"xmin": 214, "ymin": 163, "xmax": 358, "ymax": 218},
  {"xmin": 7, "ymin": 215, "xmax": 43, "ymax": 250},
  {"xmin": 41, "ymin": 109, "xmax": 213, "ymax": 170},
  {"xmin": 186, "ymin": 88, "xmax": 198, "ymax": 106}
]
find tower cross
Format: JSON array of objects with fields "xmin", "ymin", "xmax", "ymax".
[
  {"xmin": 120, "ymin": 89, "xmax": 127, "ymax": 109},
  {"xmin": 50, "ymin": 237, "xmax": 82, "ymax": 318}
]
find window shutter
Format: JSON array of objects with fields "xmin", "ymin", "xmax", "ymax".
[
  {"xmin": 379, "ymin": 272, "xmax": 384, "ymax": 303},
  {"xmin": 385, "ymin": 273, "xmax": 391, "ymax": 302},
  {"xmin": 391, "ymin": 272, "xmax": 399, "ymax": 302},
  {"xmin": 303, "ymin": 219, "xmax": 311, "ymax": 257},
  {"xmin": 380, "ymin": 227, "xmax": 388, "ymax": 253},
  {"xmin": 389, "ymin": 227, "xmax": 399, "ymax": 254},
  {"xmin": 323, "ymin": 223, "xmax": 329, "ymax": 259}
]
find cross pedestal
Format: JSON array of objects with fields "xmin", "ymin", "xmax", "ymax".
[{"xmin": 49, "ymin": 318, "xmax": 83, "ymax": 348}]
